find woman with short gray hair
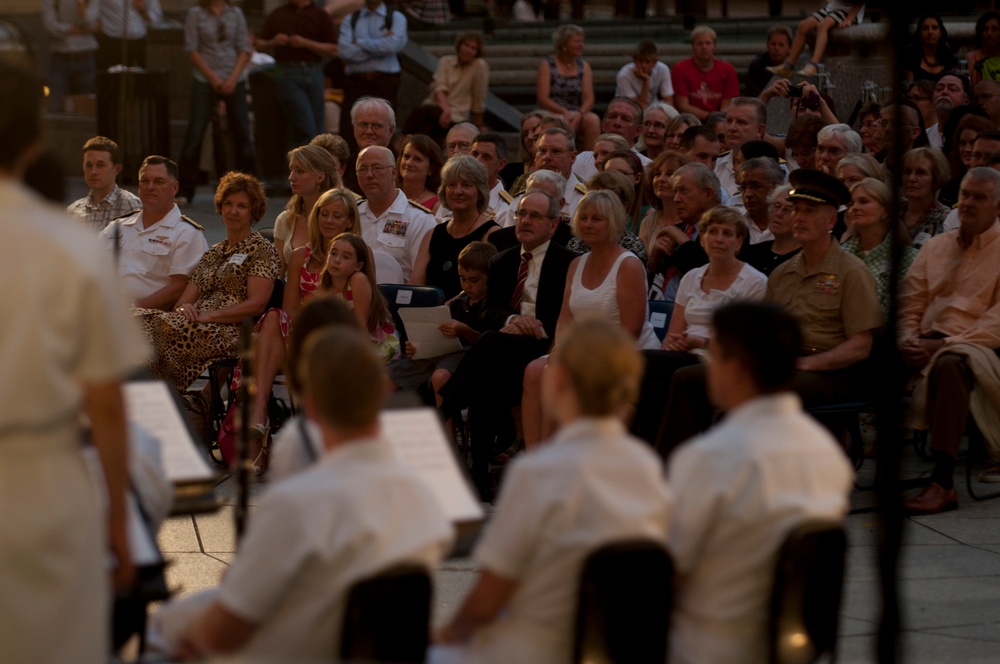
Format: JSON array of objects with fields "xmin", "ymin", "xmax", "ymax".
[{"xmin": 421, "ymin": 156, "xmax": 498, "ymax": 299}]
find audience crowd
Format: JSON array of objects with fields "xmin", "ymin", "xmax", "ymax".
[{"xmin": 13, "ymin": 4, "xmax": 1000, "ymax": 662}]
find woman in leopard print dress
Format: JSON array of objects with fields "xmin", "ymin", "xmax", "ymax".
[{"xmin": 135, "ymin": 172, "xmax": 279, "ymax": 391}]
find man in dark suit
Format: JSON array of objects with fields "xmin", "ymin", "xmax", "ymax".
[{"xmin": 440, "ymin": 190, "xmax": 576, "ymax": 499}]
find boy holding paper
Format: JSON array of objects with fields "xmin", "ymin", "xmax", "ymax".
[{"xmin": 389, "ymin": 242, "xmax": 495, "ymax": 408}]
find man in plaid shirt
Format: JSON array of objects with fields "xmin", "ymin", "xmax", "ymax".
[{"xmin": 67, "ymin": 136, "xmax": 142, "ymax": 233}]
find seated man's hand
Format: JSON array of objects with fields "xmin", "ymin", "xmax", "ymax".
[
  {"xmin": 660, "ymin": 225, "xmax": 691, "ymax": 246},
  {"xmin": 900, "ymin": 337, "xmax": 945, "ymax": 368},
  {"xmin": 501, "ymin": 315, "xmax": 545, "ymax": 338},
  {"xmin": 651, "ymin": 231, "xmax": 677, "ymax": 260}
]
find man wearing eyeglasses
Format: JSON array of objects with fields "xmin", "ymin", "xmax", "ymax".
[
  {"xmin": 534, "ymin": 127, "xmax": 587, "ymax": 220},
  {"xmin": 99, "ymin": 156, "xmax": 208, "ymax": 310},
  {"xmin": 737, "ymin": 158, "xmax": 784, "ymax": 245},
  {"xmin": 355, "ymin": 146, "xmax": 435, "ymax": 283},
  {"xmin": 815, "ymin": 123, "xmax": 861, "ymax": 176},
  {"xmin": 338, "ymin": 0, "xmax": 408, "ymax": 151},
  {"xmin": 439, "ymin": 190, "xmax": 576, "ymax": 499}
]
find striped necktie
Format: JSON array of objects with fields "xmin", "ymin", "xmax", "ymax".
[{"xmin": 511, "ymin": 251, "xmax": 533, "ymax": 312}]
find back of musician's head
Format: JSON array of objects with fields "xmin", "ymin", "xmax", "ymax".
[
  {"xmin": 300, "ymin": 327, "xmax": 385, "ymax": 430},
  {"xmin": 711, "ymin": 302, "xmax": 801, "ymax": 393}
]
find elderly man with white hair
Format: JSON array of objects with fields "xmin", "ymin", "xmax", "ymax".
[
  {"xmin": 355, "ymin": 145, "xmax": 435, "ymax": 283},
  {"xmin": 343, "ymin": 96, "xmax": 395, "ymax": 193},
  {"xmin": 816, "ymin": 123, "xmax": 862, "ymax": 176}
]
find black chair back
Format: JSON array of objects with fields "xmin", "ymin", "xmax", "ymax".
[
  {"xmin": 340, "ymin": 564, "xmax": 432, "ymax": 663},
  {"xmin": 377, "ymin": 284, "xmax": 446, "ymax": 344},
  {"xmin": 573, "ymin": 539, "xmax": 673, "ymax": 664},
  {"xmin": 769, "ymin": 521, "xmax": 848, "ymax": 664},
  {"xmin": 648, "ymin": 300, "xmax": 675, "ymax": 342}
]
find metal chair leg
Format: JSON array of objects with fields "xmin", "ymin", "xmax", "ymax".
[{"xmin": 966, "ymin": 423, "xmax": 1000, "ymax": 502}]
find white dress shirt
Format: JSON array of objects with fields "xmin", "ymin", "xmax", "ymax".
[{"xmin": 667, "ymin": 393, "xmax": 853, "ymax": 664}]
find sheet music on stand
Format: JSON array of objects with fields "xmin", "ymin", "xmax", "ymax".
[
  {"xmin": 124, "ymin": 380, "xmax": 219, "ymax": 515},
  {"xmin": 380, "ymin": 408, "xmax": 485, "ymax": 551}
]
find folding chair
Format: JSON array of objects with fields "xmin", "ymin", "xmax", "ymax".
[
  {"xmin": 378, "ymin": 284, "xmax": 446, "ymax": 345},
  {"xmin": 647, "ymin": 300, "xmax": 675, "ymax": 342},
  {"xmin": 339, "ymin": 564, "xmax": 432, "ymax": 664},
  {"xmin": 573, "ymin": 539, "xmax": 673, "ymax": 664},
  {"xmin": 195, "ymin": 278, "xmax": 287, "ymax": 445},
  {"xmin": 769, "ymin": 521, "xmax": 847, "ymax": 664}
]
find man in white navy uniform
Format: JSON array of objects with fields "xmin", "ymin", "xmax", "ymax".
[
  {"xmin": 356, "ymin": 146, "xmax": 436, "ymax": 282},
  {"xmin": 472, "ymin": 132, "xmax": 514, "ymax": 221},
  {"xmin": 151, "ymin": 327, "xmax": 453, "ymax": 660},
  {"xmin": 668, "ymin": 302, "xmax": 852, "ymax": 664},
  {"xmin": 534, "ymin": 127, "xmax": 587, "ymax": 220},
  {"xmin": 100, "ymin": 155, "xmax": 208, "ymax": 310}
]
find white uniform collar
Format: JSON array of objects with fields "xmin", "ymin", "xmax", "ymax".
[{"xmin": 129, "ymin": 204, "xmax": 181, "ymax": 229}]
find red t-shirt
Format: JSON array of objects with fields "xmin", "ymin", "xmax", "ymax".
[{"xmin": 671, "ymin": 57, "xmax": 740, "ymax": 113}]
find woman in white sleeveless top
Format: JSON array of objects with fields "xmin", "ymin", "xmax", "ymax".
[{"xmin": 521, "ymin": 190, "xmax": 658, "ymax": 449}]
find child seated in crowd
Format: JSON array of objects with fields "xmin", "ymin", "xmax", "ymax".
[
  {"xmin": 390, "ymin": 241, "xmax": 495, "ymax": 416},
  {"xmin": 150, "ymin": 326, "xmax": 453, "ymax": 661},
  {"xmin": 323, "ymin": 232, "xmax": 401, "ymax": 362}
]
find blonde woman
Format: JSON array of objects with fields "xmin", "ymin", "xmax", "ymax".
[
  {"xmin": 843, "ymin": 178, "xmax": 918, "ymax": 316},
  {"xmin": 432, "ymin": 319, "xmax": 672, "ymax": 664},
  {"xmin": 273, "ymin": 145, "xmax": 341, "ymax": 276},
  {"xmin": 521, "ymin": 191, "xmax": 659, "ymax": 450}
]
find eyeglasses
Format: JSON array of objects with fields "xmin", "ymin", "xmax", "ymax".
[
  {"xmin": 769, "ymin": 202, "xmax": 794, "ymax": 214},
  {"xmin": 514, "ymin": 209, "xmax": 554, "ymax": 221},
  {"xmin": 859, "ymin": 121, "xmax": 879, "ymax": 130},
  {"xmin": 356, "ymin": 121, "xmax": 387, "ymax": 132},
  {"xmin": 446, "ymin": 141, "xmax": 472, "ymax": 152},
  {"xmin": 356, "ymin": 164, "xmax": 388, "ymax": 176},
  {"xmin": 644, "ymin": 121, "xmax": 668, "ymax": 131}
]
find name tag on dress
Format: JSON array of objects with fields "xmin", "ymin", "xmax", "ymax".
[{"xmin": 228, "ymin": 253, "xmax": 248, "ymax": 265}]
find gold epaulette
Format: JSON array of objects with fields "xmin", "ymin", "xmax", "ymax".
[
  {"xmin": 408, "ymin": 199, "xmax": 433, "ymax": 214},
  {"xmin": 499, "ymin": 189, "xmax": 514, "ymax": 204},
  {"xmin": 112, "ymin": 209, "xmax": 141, "ymax": 221},
  {"xmin": 181, "ymin": 215, "xmax": 205, "ymax": 230},
  {"xmin": 574, "ymin": 182, "xmax": 588, "ymax": 195}
]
